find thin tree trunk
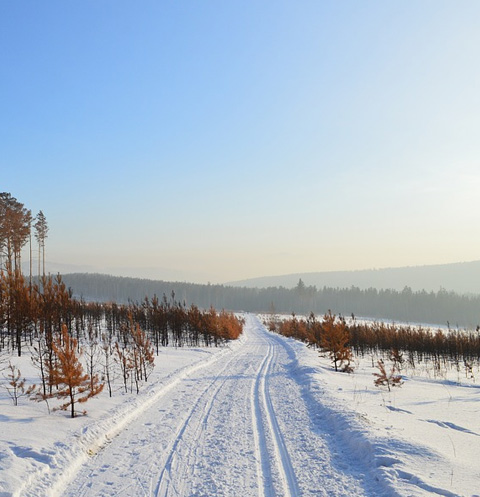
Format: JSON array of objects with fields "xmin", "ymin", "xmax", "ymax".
[
  {"xmin": 70, "ymin": 388, "xmax": 75, "ymax": 418},
  {"xmin": 42, "ymin": 241, "xmax": 45, "ymax": 277},
  {"xmin": 29, "ymin": 233, "xmax": 32, "ymax": 290}
]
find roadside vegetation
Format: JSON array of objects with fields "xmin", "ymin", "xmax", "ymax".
[
  {"xmin": 267, "ymin": 311, "xmax": 480, "ymax": 382},
  {"xmin": 0, "ymin": 268, "xmax": 243, "ymax": 416}
]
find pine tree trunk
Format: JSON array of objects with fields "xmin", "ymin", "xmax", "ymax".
[
  {"xmin": 29, "ymin": 233, "xmax": 32, "ymax": 290},
  {"xmin": 70, "ymin": 388, "xmax": 75, "ymax": 418}
]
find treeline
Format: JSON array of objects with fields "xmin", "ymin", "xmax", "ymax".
[
  {"xmin": 270, "ymin": 312, "xmax": 480, "ymax": 372},
  {"xmin": 62, "ymin": 273, "xmax": 480, "ymax": 329},
  {"xmin": 0, "ymin": 270, "xmax": 243, "ymax": 358},
  {"xmin": 120, "ymin": 295, "xmax": 243, "ymax": 351}
]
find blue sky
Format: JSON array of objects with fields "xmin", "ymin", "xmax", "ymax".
[{"xmin": 2, "ymin": 1, "xmax": 480, "ymax": 283}]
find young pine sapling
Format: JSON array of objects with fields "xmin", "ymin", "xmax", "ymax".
[{"xmin": 373, "ymin": 358, "xmax": 403, "ymax": 392}]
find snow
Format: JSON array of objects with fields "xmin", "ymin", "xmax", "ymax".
[{"xmin": 1, "ymin": 314, "xmax": 479, "ymax": 496}]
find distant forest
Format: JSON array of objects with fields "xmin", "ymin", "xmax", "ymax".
[{"xmin": 61, "ymin": 273, "xmax": 480, "ymax": 330}]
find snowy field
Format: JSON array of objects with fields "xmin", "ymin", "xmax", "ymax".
[{"xmin": 1, "ymin": 314, "xmax": 479, "ymax": 497}]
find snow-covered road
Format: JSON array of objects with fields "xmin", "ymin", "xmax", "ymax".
[
  {"xmin": 4, "ymin": 314, "xmax": 477, "ymax": 497},
  {"xmin": 57, "ymin": 315, "xmax": 379, "ymax": 497}
]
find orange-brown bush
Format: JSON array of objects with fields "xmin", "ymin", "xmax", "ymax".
[{"xmin": 275, "ymin": 311, "xmax": 354, "ymax": 372}]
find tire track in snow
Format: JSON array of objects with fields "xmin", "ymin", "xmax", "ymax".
[
  {"xmin": 156, "ymin": 315, "xmax": 302, "ymax": 497},
  {"xmin": 251, "ymin": 341, "xmax": 275, "ymax": 497},
  {"xmin": 153, "ymin": 338, "xmax": 252, "ymax": 497},
  {"xmin": 251, "ymin": 322, "xmax": 300, "ymax": 497}
]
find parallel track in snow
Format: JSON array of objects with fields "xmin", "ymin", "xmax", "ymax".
[
  {"xmin": 251, "ymin": 334, "xmax": 300, "ymax": 497},
  {"xmin": 154, "ymin": 325, "xmax": 300, "ymax": 497}
]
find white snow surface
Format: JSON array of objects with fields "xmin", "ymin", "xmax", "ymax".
[{"xmin": 1, "ymin": 314, "xmax": 479, "ymax": 497}]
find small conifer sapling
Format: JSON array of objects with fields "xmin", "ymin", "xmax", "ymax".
[
  {"xmin": 373, "ymin": 359, "xmax": 403, "ymax": 392},
  {"xmin": 48, "ymin": 325, "xmax": 104, "ymax": 418}
]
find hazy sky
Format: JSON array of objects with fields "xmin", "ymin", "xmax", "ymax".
[{"xmin": 2, "ymin": 1, "xmax": 480, "ymax": 283}]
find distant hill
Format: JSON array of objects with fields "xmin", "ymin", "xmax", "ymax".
[
  {"xmin": 228, "ymin": 261, "xmax": 480, "ymax": 295},
  {"xmin": 22, "ymin": 261, "xmax": 206, "ymax": 283}
]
